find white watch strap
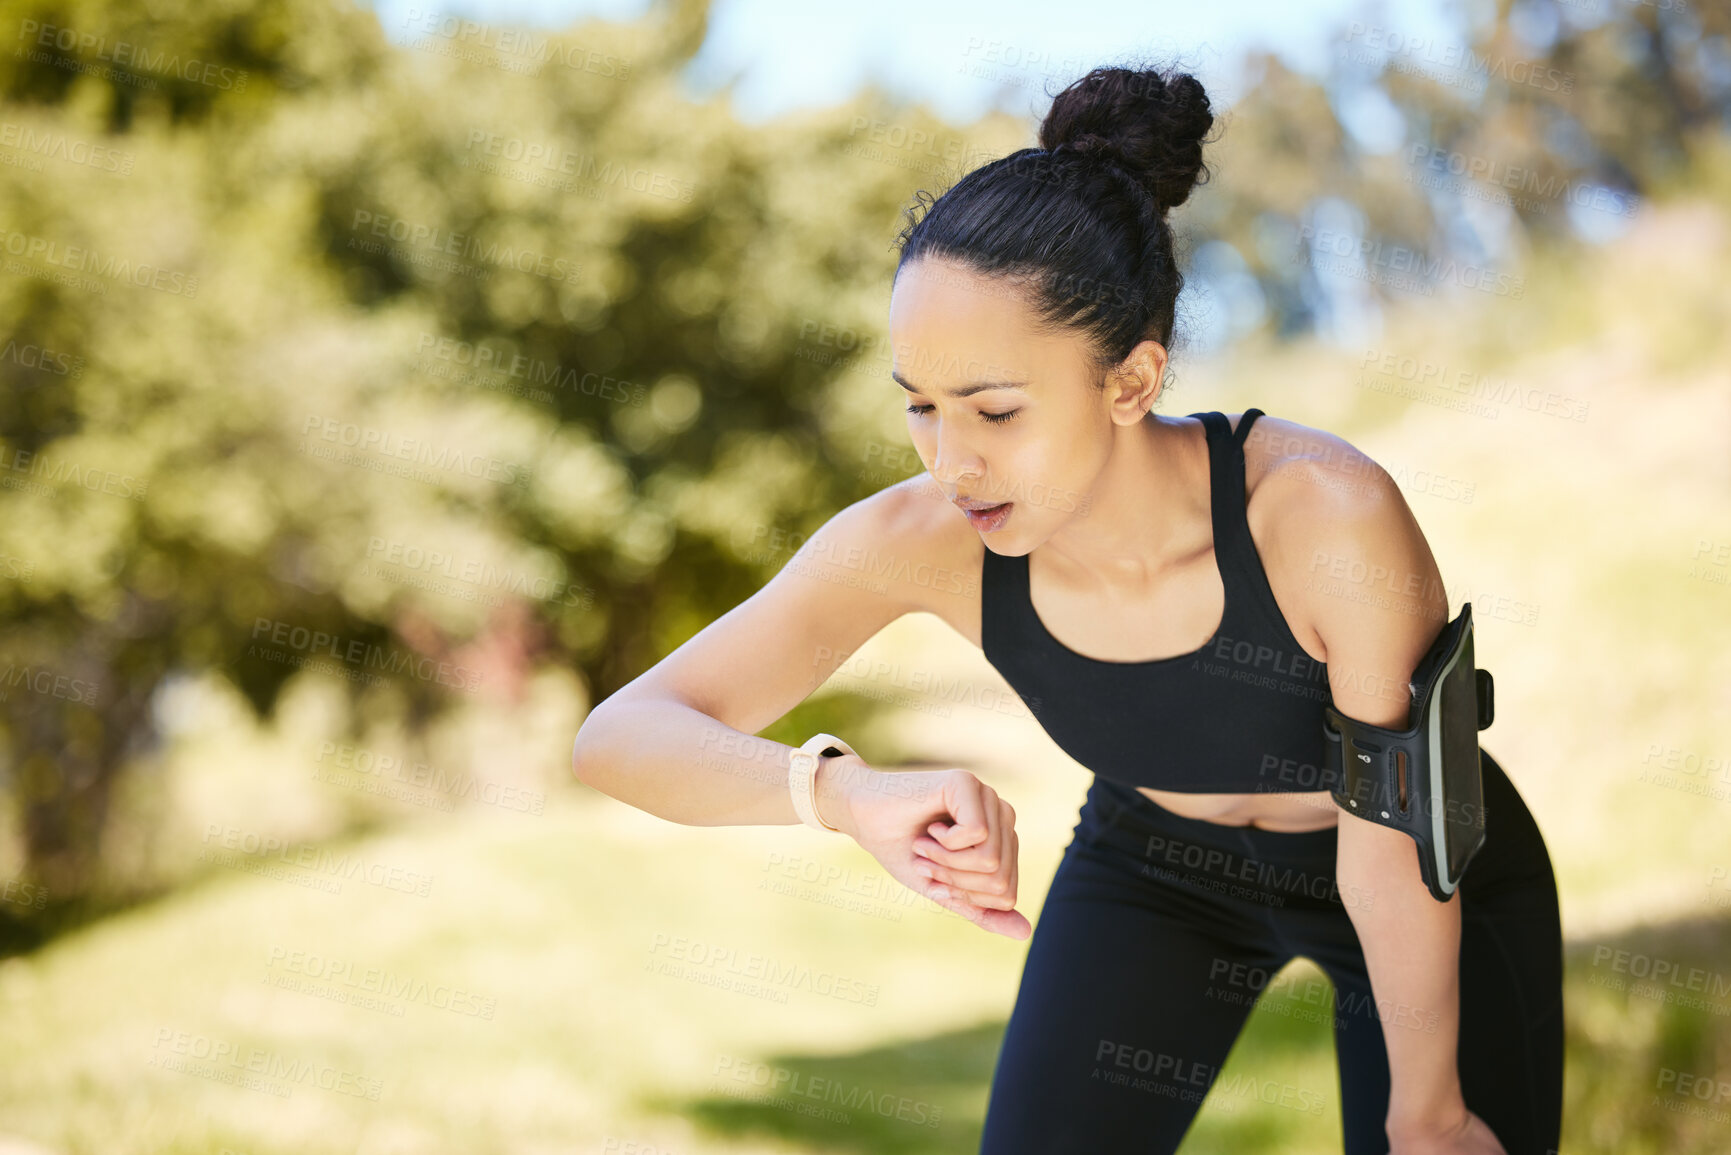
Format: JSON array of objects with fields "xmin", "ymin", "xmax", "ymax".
[{"xmin": 788, "ymin": 732, "xmax": 857, "ymax": 831}]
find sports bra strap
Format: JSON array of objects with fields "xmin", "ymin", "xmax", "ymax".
[
  {"xmin": 1231, "ymin": 407, "xmax": 1265, "ymax": 452},
  {"xmin": 1186, "ymin": 409, "xmax": 1265, "ymax": 458},
  {"xmin": 1189, "ymin": 409, "xmax": 1268, "ymax": 595}
]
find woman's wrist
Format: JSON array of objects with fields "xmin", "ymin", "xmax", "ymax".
[
  {"xmin": 812, "ymin": 754, "xmax": 873, "ymax": 838},
  {"xmin": 1385, "ymin": 1087, "xmax": 1469, "ymax": 1143}
]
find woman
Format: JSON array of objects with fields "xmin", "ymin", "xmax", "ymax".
[{"xmin": 573, "ymin": 64, "xmax": 1563, "ymax": 1155}]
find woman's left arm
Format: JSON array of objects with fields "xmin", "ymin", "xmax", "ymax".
[{"xmin": 1261, "ymin": 448, "xmax": 1496, "ymax": 1154}]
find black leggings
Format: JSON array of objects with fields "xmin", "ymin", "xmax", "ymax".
[{"xmin": 978, "ymin": 750, "xmax": 1563, "ymax": 1154}]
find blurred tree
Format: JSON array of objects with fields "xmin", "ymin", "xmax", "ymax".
[
  {"xmin": 0, "ymin": 0, "xmax": 409, "ymax": 927},
  {"xmin": 1178, "ymin": 0, "xmax": 1731, "ymax": 349},
  {"xmin": 0, "ymin": 0, "xmax": 1004, "ymax": 933}
]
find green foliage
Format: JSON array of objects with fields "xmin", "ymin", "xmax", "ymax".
[{"xmin": 0, "ymin": 0, "xmax": 956, "ymax": 911}]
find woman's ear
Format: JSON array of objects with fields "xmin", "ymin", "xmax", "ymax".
[{"xmin": 1104, "ymin": 340, "xmax": 1169, "ymax": 424}]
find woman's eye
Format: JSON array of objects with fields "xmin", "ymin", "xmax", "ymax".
[{"xmin": 904, "ymin": 403, "xmax": 1020, "ymax": 425}]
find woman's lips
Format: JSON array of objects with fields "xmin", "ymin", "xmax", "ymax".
[{"xmin": 963, "ymin": 502, "xmax": 1012, "ymax": 532}]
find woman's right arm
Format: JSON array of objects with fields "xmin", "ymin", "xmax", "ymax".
[
  {"xmin": 570, "ymin": 482, "xmax": 947, "ymax": 828},
  {"xmin": 572, "ymin": 480, "xmax": 1029, "ymax": 938}
]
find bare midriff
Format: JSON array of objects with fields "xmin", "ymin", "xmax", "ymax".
[{"xmin": 1134, "ymin": 786, "xmax": 1342, "ymax": 832}]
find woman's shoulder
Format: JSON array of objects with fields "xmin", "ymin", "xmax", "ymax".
[
  {"xmin": 1234, "ymin": 412, "xmax": 1422, "ymax": 662},
  {"xmin": 838, "ymin": 473, "xmax": 987, "ymax": 621},
  {"xmin": 1234, "ymin": 411, "xmax": 1383, "ymax": 508}
]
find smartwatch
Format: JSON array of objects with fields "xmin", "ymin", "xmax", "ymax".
[{"xmin": 788, "ymin": 732, "xmax": 857, "ymax": 832}]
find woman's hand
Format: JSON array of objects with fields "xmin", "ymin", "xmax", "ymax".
[
  {"xmin": 1386, "ymin": 1106, "xmax": 1508, "ymax": 1155},
  {"xmin": 824, "ymin": 758, "xmax": 1030, "ymax": 940}
]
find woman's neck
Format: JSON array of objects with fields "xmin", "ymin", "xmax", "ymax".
[{"xmin": 1037, "ymin": 415, "xmax": 1213, "ymax": 595}]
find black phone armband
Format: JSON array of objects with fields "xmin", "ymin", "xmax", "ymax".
[{"xmin": 1324, "ymin": 602, "xmax": 1494, "ymax": 902}]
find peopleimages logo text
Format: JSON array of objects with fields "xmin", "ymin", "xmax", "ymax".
[
  {"xmin": 249, "ymin": 618, "xmax": 481, "ymax": 692},
  {"xmin": 16, "ymin": 21, "xmax": 249, "ymax": 90}
]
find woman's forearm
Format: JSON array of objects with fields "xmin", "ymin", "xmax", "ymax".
[
  {"xmin": 571, "ymin": 697, "xmax": 857, "ymax": 830},
  {"xmin": 1337, "ymin": 818, "xmax": 1468, "ymax": 1135}
]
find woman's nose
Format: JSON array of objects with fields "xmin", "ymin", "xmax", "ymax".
[{"xmin": 929, "ymin": 429, "xmax": 982, "ymax": 489}]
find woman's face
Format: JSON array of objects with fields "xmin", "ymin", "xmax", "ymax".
[{"xmin": 887, "ymin": 257, "xmax": 1157, "ymax": 553}]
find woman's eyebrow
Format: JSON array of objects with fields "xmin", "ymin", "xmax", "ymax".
[{"xmin": 892, "ymin": 371, "xmax": 1029, "ymax": 398}]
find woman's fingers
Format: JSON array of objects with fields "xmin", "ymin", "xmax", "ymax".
[
  {"xmin": 914, "ymin": 861, "xmax": 1017, "ymax": 908},
  {"xmin": 919, "ymin": 789, "xmax": 1014, "ymax": 868},
  {"xmin": 913, "ymin": 827, "xmax": 1003, "ymax": 868},
  {"xmin": 933, "ymin": 885, "xmax": 1031, "ymax": 939},
  {"xmin": 913, "ymin": 795, "xmax": 1018, "ymax": 907},
  {"xmin": 888, "ymin": 772, "xmax": 1030, "ymax": 939},
  {"xmin": 915, "ymin": 798, "xmax": 1013, "ymax": 870},
  {"xmin": 916, "ymin": 872, "xmax": 1030, "ymax": 937},
  {"xmin": 927, "ymin": 775, "xmax": 995, "ymax": 851},
  {"xmin": 913, "ymin": 844, "xmax": 1007, "ymax": 891}
]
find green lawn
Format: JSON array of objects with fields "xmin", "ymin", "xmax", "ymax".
[
  {"xmin": 3, "ymin": 778, "xmax": 1728, "ymax": 1154},
  {"xmin": 0, "ymin": 788, "xmax": 1354, "ymax": 1154}
]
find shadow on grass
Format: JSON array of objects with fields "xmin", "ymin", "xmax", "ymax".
[
  {"xmin": 1561, "ymin": 908, "xmax": 1731, "ymax": 1155},
  {"xmin": 649, "ymin": 961, "xmax": 1348, "ymax": 1155},
  {"xmin": 648, "ymin": 1019, "xmax": 1003, "ymax": 1155},
  {"xmin": 646, "ymin": 910, "xmax": 1731, "ymax": 1155}
]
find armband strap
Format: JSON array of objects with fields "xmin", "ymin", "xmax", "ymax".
[{"xmin": 1324, "ymin": 602, "xmax": 1494, "ymax": 902}]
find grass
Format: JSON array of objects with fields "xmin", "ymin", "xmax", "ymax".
[
  {"xmin": 8, "ymin": 756, "xmax": 1727, "ymax": 1155},
  {"xmin": 0, "ymin": 787, "xmax": 1358, "ymax": 1155}
]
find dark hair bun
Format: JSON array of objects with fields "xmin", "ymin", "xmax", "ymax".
[{"xmin": 1038, "ymin": 66, "xmax": 1215, "ymax": 214}]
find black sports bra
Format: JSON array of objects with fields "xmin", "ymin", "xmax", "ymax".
[{"xmin": 980, "ymin": 409, "xmax": 1337, "ymax": 794}]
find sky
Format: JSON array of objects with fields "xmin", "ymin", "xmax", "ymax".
[{"xmin": 363, "ymin": 0, "xmax": 1474, "ymax": 124}]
